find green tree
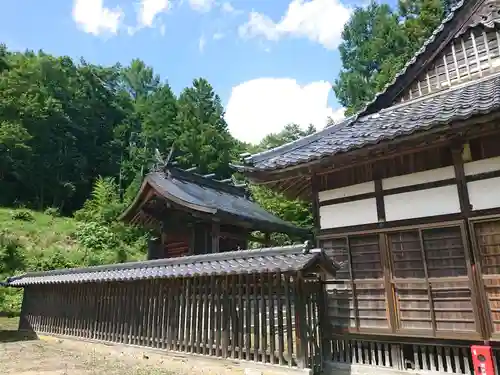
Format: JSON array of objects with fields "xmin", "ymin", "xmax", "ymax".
[
  {"xmin": 174, "ymin": 78, "xmax": 236, "ymax": 177},
  {"xmin": 334, "ymin": 0, "xmax": 446, "ymax": 115},
  {"xmin": 0, "ymin": 50, "xmax": 127, "ymax": 212},
  {"xmin": 243, "ymin": 123, "xmax": 316, "ymax": 243},
  {"xmin": 258, "ymin": 124, "xmax": 316, "ymax": 151}
]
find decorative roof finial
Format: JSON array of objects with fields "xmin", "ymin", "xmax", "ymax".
[{"xmin": 164, "ymin": 143, "xmax": 175, "ymax": 167}]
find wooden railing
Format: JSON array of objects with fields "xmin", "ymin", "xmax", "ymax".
[{"xmin": 326, "ymin": 336, "xmax": 476, "ymax": 374}]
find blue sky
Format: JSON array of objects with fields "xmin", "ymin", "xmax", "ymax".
[{"xmin": 0, "ymin": 0, "xmax": 384, "ymax": 144}]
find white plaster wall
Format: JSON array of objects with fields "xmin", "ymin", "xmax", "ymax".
[
  {"xmin": 319, "ymin": 198, "xmax": 378, "ymax": 229},
  {"xmin": 464, "ymin": 156, "xmax": 500, "ymax": 176},
  {"xmin": 382, "ymin": 166, "xmax": 455, "ymax": 190},
  {"xmin": 467, "ymin": 177, "xmax": 500, "ymax": 211},
  {"xmin": 384, "ymin": 185, "xmax": 461, "ymax": 222},
  {"xmin": 318, "ymin": 181, "xmax": 374, "ymax": 202}
]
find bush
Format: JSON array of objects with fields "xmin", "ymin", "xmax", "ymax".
[
  {"xmin": 10, "ymin": 209, "xmax": 34, "ymax": 222},
  {"xmin": 0, "ymin": 230, "xmax": 26, "ymax": 274},
  {"xmin": 75, "ymin": 221, "xmax": 119, "ymax": 251},
  {"xmin": 43, "ymin": 207, "xmax": 61, "ymax": 217}
]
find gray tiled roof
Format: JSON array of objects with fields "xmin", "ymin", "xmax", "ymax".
[
  {"xmin": 124, "ymin": 168, "xmax": 308, "ymax": 235},
  {"xmin": 242, "ymin": 73, "xmax": 500, "ymax": 171},
  {"xmin": 5, "ymin": 244, "xmax": 337, "ymax": 287}
]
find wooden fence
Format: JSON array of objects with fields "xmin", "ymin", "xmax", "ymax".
[{"xmin": 19, "ymin": 273, "xmax": 324, "ymax": 371}]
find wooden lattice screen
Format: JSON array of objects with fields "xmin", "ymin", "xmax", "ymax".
[
  {"xmin": 322, "ymin": 224, "xmax": 481, "ymax": 338},
  {"xmin": 389, "ymin": 225, "xmax": 478, "ymax": 337},
  {"xmin": 322, "ymin": 234, "xmax": 389, "ymax": 333}
]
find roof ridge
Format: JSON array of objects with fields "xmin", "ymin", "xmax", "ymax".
[{"xmin": 166, "ymin": 167, "xmax": 247, "ymax": 197}]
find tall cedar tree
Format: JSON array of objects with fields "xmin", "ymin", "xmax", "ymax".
[{"xmin": 174, "ymin": 78, "xmax": 235, "ymax": 178}]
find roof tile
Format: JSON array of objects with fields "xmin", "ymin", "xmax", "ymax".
[
  {"xmin": 4, "ymin": 244, "xmax": 337, "ymax": 287},
  {"xmin": 243, "ymin": 74, "xmax": 500, "ymax": 171}
]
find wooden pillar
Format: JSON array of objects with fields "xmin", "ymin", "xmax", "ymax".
[
  {"xmin": 294, "ymin": 273, "xmax": 308, "ymax": 368},
  {"xmin": 221, "ymin": 276, "xmax": 230, "ymax": 358},
  {"xmin": 264, "ymin": 233, "xmax": 271, "ymax": 247},
  {"xmin": 317, "ymin": 275, "xmax": 331, "ymax": 366},
  {"xmin": 147, "ymin": 236, "xmax": 162, "ymax": 260},
  {"xmin": 452, "ymin": 144, "xmax": 471, "ymax": 216},
  {"xmin": 187, "ymin": 223, "xmax": 195, "ymax": 255},
  {"xmin": 452, "ymin": 142, "xmax": 491, "ymax": 339},
  {"xmin": 211, "ymin": 222, "xmax": 220, "ymax": 253},
  {"xmin": 310, "ymin": 172, "xmax": 321, "ymax": 246},
  {"xmin": 18, "ymin": 287, "xmax": 30, "ymax": 331}
]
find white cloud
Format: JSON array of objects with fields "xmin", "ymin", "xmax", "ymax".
[
  {"xmin": 213, "ymin": 32, "xmax": 225, "ymax": 40},
  {"xmin": 198, "ymin": 35, "xmax": 206, "ymax": 52},
  {"xmin": 159, "ymin": 24, "xmax": 166, "ymax": 36},
  {"xmin": 221, "ymin": 2, "xmax": 235, "ymax": 13},
  {"xmin": 188, "ymin": 0, "xmax": 214, "ymax": 12},
  {"xmin": 138, "ymin": 0, "xmax": 171, "ymax": 28},
  {"xmin": 72, "ymin": 0, "xmax": 123, "ymax": 36},
  {"xmin": 225, "ymin": 78, "xmax": 342, "ymax": 144},
  {"xmin": 239, "ymin": 0, "xmax": 352, "ymax": 50},
  {"xmin": 329, "ymin": 107, "xmax": 345, "ymax": 123}
]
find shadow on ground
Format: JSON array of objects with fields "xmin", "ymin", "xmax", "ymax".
[
  {"xmin": 0, "ymin": 329, "xmax": 38, "ymax": 343},
  {"xmin": 0, "ymin": 315, "xmax": 38, "ymax": 343}
]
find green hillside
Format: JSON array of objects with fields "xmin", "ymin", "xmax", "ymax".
[{"xmin": 0, "ymin": 207, "xmax": 147, "ymax": 315}]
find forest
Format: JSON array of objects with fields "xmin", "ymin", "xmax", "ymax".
[{"xmin": 0, "ymin": 0, "xmax": 454, "ymax": 313}]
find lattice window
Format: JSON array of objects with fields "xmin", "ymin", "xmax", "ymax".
[
  {"xmin": 389, "ymin": 231, "xmax": 425, "ymax": 279},
  {"xmin": 321, "ymin": 237, "xmax": 349, "ymax": 280},
  {"xmin": 350, "ymin": 235, "xmax": 383, "ymax": 280},
  {"xmin": 388, "ymin": 226, "xmax": 476, "ymax": 335},
  {"xmin": 422, "ymin": 227, "xmax": 468, "ymax": 278},
  {"xmin": 322, "ymin": 234, "xmax": 389, "ymax": 332}
]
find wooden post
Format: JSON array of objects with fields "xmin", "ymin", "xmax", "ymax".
[
  {"xmin": 221, "ymin": 276, "xmax": 229, "ymax": 358},
  {"xmin": 317, "ymin": 275, "xmax": 331, "ymax": 367},
  {"xmin": 294, "ymin": 274, "xmax": 308, "ymax": 369},
  {"xmin": 18, "ymin": 287, "xmax": 30, "ymax": 331},
  {"xmin": 211, "ymin": 222, "xmax": 220, "ymax": 253},
  {"xmin": 264, "ymin": 233, "xmax": 271, "ymax": 247},
  {"xmin": 310, "ymin": 172, "xmax": 321, "ymax": 246}
]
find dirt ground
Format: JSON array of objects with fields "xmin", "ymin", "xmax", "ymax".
[
  {"xmin": 0, "ymin": 317, "xmax": 301, "ymax": 375},
  {"xmin": 0, "ymin": 317, "xmax": 181, "ymax": 375}
]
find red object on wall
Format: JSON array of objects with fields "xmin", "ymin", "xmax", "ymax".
[{"xmin": 471, "ymin": 345, "xmax": 496, "ymax": 375}]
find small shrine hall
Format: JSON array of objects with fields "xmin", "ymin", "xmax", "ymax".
[{"xmin": 119, "ymin": 164, "xmax": 309, "ymax": 260}]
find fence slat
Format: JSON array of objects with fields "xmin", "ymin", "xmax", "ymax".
[{"xmin": 20, "ymin": 272, "xmax": 326, "ymax": 371}]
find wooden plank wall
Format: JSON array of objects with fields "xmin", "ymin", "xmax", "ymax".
[
  {"xmin": 19, "ymin": 273, "xmax": 323, "ymax": 371},
  {"xmin": 396, "ymin": 25, "xmax": 500, "ymax": 104}
]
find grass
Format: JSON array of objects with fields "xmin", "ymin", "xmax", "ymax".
[
  {"xmin": 0, "ymin": 207, "xmax": 80, "ymax": 252},
  {"xmin": 0, "ymin": 316, "xmax": 19, "ymax": 331},
  {"xmin": 0, "ymin": 207, "xmax": 145, "ymax": 315}
]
